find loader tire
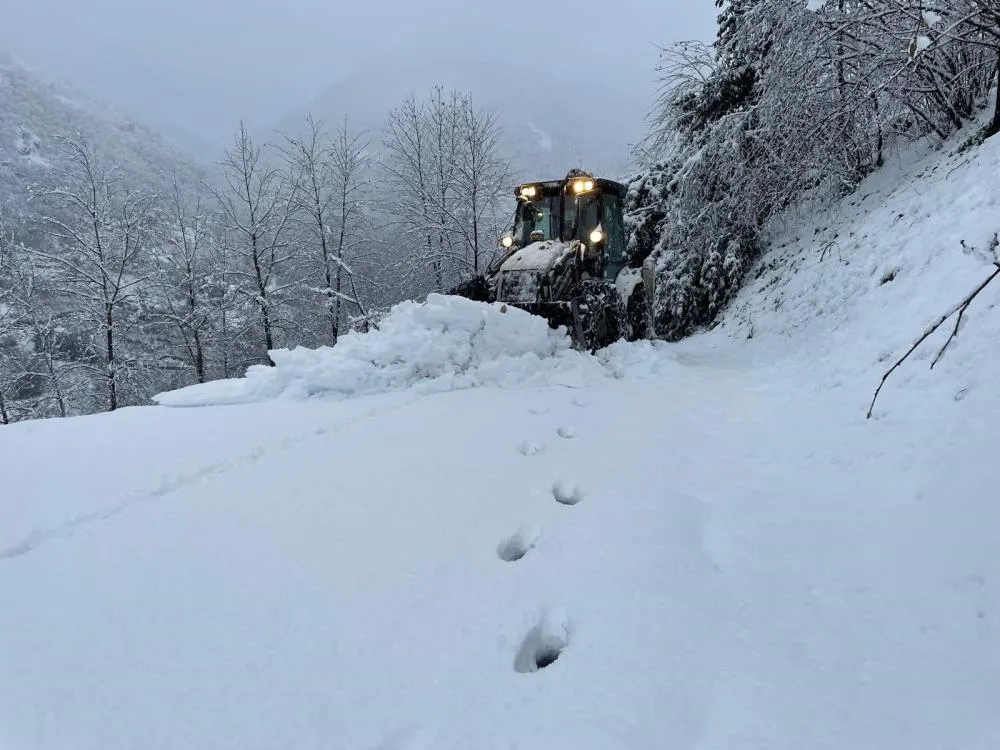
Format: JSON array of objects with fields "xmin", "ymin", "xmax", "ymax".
[
  {"xmin": 569, "ymin": 280, "xmax": 624, "ymax": 353},
  {"xmin": 625, "ymin": 285, "xmax": 650, "ymax": 341}
]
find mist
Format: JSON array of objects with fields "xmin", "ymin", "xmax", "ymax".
[{"xmin": 0, "ymin": 0, "xmax": 717, "ymax": 152}]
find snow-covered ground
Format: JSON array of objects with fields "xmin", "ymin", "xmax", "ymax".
[{"xmin": 3, "ymin": 106, "xmax": 1000, "ymax": 750}]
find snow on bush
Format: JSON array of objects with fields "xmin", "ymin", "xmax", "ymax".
[{"xmin": 153, "ymin": 294, "xmax": 633, "ymax": 407}]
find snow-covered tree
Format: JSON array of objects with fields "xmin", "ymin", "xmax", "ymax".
[
  {"xmin": 380, "ymin": 87, "xmax": 511, "ymax": 297},
  {"xmin": 30, "ymin": 136, "xmax": 157, "ymax": 412},
  {"xmin": 0, "ymin": 215, "xmax": 19, "ymax": 423},
  {"xmin": 209, "ymin": 122, "xmax": 299, "ymax": 365},
  {"xmin": 453, "ymin": 99, "xmax": 512, "ymax": 275},
  {"xmin": 627, "ymin": 0, "xmax": 998, "ymax": 340},
  {"xmin": 2, "ymin": 252, "xmax": 78, "ymax": 420},
  {"xmin": 280, "ymin": 115, "xmax": 372, "ymax": 344},
  {"xmin": 147, "ymin": 174, "xmax": 222, "ymax": 385}
]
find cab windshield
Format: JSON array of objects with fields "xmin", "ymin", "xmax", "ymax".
[
  {"xmin": 513, "ymin": 196, "xmax": 559, "ymax": 245},
  {"xmin": 513, "ymin": 192, "xmax": 600, "ymax": 246}
]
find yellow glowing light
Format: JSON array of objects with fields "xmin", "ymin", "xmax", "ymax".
[
  {"xmin": 500, "ymin": 234, "xmax": 514, "ymax": 248},
  {"xmin": 589, "ymin": 227, "xmax": 604, "ymax": 244}
]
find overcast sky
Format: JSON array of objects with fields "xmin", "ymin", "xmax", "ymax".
[{"xmin": 0, "ymin": 0, "xmax": 717, "ymax": 150}]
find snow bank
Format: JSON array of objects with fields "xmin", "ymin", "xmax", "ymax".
[{"xmin": 154, "ymin": 294, "xmax": 656, "ymax": 408}]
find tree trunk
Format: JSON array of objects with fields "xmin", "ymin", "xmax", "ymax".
[
  {"xmin": 192, "ymin": 329, "xmax": 206, "ymax": 383},
  {"xmin": 471, "ymin": 189, "xmax": 480, "ymax": 274},
  {"xmin": 332, "ymin": 186, "xmax": 348, "ymax": 345},
  {"xmin": 0, "ymin": 388, "xmax": 9, "ymax": 424},
  {"xmin": 185, "ymin": 266, "xmax": 206, "ymax": 383},
  {"xmin": 250, "ymin": 237, "xmax": 275, "ymax": 366},
  {"xmin": 45, "ymin": 352, "xmax": 67, "ymax": 417},
  {"xmin": 260, "ymin": 301, "xmax": 274, "ymax": 356},
  {"xmin": 105, "ymin": 303, "xmax": 117, "ymax": 411},
  {"xmin": 317, "ymin": 186, "xmax": 338, "ymax": 345},
  {"xmin": 326, "ymin": 270, "xmax": 338, "ymax": 344},
  {"xmin": 334, "ymin": 260, "xmax": 344, "ymax": 341}
]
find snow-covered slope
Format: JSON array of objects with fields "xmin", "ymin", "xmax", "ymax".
[
  {"xmin": 2, "ymin": 106, "xmax": 1000, "ymax": 750},
  {"xmin": 0, "ymin": 50, "xmax": 207, "ymax": 212},
  {"xmin": 705, "ymin": 96, "xmax": 1000, "ymax": 402}
]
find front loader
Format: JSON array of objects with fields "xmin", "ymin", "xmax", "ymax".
[{"xmin": 449, "ymin": 170, "xmax": 651, "ymax": 352}]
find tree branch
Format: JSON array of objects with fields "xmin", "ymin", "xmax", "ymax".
[{"xmin": 867, "ymin": 259, "xmax": 1000, "ymax": 419}]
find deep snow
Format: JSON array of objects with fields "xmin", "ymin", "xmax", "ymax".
[{"xmin": 3, "ymin": 104, "xmax": 1000, "ymax": 750}]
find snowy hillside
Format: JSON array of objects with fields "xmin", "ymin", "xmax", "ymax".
[
  {"xmin": 3, "ymin": 108, "xmax": 1000, "ymax": 749},
  {"xmin": 0, "ymin": 50, "xmax": 207, "ymax": 212},
  {"xmin": 707, "ymin": 94, "xmax": 1000, "ymax": 403}
]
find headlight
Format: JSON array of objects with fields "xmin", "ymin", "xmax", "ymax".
[
  {"xmin": 500, "ymin": 233, "xmax": 515, "ymax": 249},
  {"xmin": 519, "ymin": 185, "xmax": 538, "ymax": 199},
  {"xmin": 589, "ymin": 227, "xmax": 604, "ymax": 244},
  {"xmin": 571, "ymin": 178, "xmax": 595, "ymax": 194}
]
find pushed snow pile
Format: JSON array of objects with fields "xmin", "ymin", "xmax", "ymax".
[{"xmin": 154, "ymin": 294, "xmax": 622, "ymax": 407}]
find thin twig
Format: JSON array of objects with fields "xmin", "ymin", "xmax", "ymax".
[{"xmin": 867, "ymin": 262, "xmax": 1000, "ymax": 418}]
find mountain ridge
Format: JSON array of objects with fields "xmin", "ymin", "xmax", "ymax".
[{"xmin": 0, "ymin": 49, "xmax": 209, "ymax": 215}]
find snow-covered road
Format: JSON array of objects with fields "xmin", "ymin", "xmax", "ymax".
[{"xmin": 2, "ymin": 336, "xmax": 998, "ymax": 749}]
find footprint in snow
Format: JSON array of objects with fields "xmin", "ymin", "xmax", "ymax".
[
  {"xmin": 527, "ymin": 405, "xmax": 550, "ymax": 415},
  {"xmin": 497, "ymin": 525, "xmax": 540, "ymax": 562},
  {"xmin": 557, "ymin": 426, "xmax": 577, "ymax": 439},
  {"xmin": 571, "ymin": 396, "xmax": 588, "ymax": 407},
  {"xmin": 552, "ymin": 480, "xmax": 584, "ymax": 506},
  {"xmin": 517, "ymin": 440, "xmax": 545, "ymax": 456},
  {"xmin": 513, "ymin": 607, "xmax": 572, "ymax": 673}
]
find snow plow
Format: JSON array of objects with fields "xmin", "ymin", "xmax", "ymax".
[{"xmin": 448, "ymin": 170, "xmax": 651, "ymax": 352}]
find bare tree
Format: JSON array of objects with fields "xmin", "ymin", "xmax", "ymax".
[
  {"xmin": 149, "ymin": 174, "xmax": 218, "ymax": 383},
  {"xmin": 208, "ymin": 234, "xmax": 259, "ymax": 378},
  {"xmin": 4, "ymin": 254, "xmax": 76, "ymax": 419},
  {"xmin": 454, "ymin": 96, "xmax": 512, "ymax": 275},
  {"xmin": 0, "ymin": 212, "xmax": 87, "ymax": 422},
  {"xmin": 30, "ymin": 136, "xmax": 156, "ymax": 412},
  {"xmin": 427, "ymin": 86, "xmax": 463, "ymax": 281},
  {"xmin": 280, "ymin": 115, "xmax": 372, "ymax": 344},
  {"xmin": 209, "ymin": 122, "xmax": 299, "ymax": 365},
  {"xmin": 0, "ymin": 215, "xmax": 18, "ymax": 423},
  {"xmin": 381, "ymin": 93, "xmax": 440, "ymax": 293},
  {"xmin": 380, "ymin": 87, "xmax": 512, "ymax": 297}
]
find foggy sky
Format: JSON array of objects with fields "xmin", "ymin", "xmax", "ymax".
[{"xmin": 0, "ymin": 0, "xmax": 717, "ymax": 151}]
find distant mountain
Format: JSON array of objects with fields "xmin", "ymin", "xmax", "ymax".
[
  {"xmin": 274, "ymin": 54, "xmax": 648, "ymax": 185},
  {"xmin": 0, "ymin": 49, "xmax": 208, "ymax": 213}
]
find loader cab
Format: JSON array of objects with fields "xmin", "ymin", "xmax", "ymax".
[{"xmin": 505, "ymin": 171, "xmax": 628, "ymax": 281}]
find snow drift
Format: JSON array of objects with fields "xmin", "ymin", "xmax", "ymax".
[{"xmin": 153, "ymin": 293, "xmax": 679, "ymax": 407}]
